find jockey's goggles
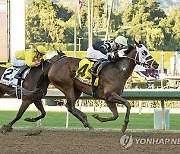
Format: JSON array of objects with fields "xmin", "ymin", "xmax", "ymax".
[
  {"xmin": 116, "ymin": 43, "xmax": 126, "ymax": 49},
  {"xmin": 36, "ymin": 49, "xmax": 45, "ymax": 56}
]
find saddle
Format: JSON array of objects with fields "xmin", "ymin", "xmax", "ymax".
[
  {"xmin": 88, "ymin": 58, "xmax": 110, "ymax": 77},
  {"xmin": 75, "ymin": 58, "xmax": 110, "ymax": 98},
  {"xmin": 0, "ymin": 66, "xmax": 30, "ymax": 88},
  {"xmin": 0, "ymin": 66, "xmax": 30, "ymax": 99},
  {"xmin": 75, "ymin": 58, "xmax": 109, "ymax": 85}
]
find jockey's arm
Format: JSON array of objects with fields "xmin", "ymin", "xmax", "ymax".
[
  {"xmin": 93, "ymin": 41, "xmax": 108, "ymax": 55},
  {"xmin": 25, "ymin": 51, "xmax": 36, "ymax": 67},
  {"xmin": 99, "ymin": 40, "xmax": 114, "ymax": 55},
  {"xmin": 99, "ymin": 46, "xmax": 108, "ymax": 55}
]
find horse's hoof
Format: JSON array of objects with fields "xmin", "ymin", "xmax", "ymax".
[
  {"xmin": 25, "ymin": 117, "xmax": 37, "ymax": 122},
  {"xmin": 88, "ymin": 126, "xmax": 94, "ymax": 131},
  {"xmin": 121, "ymin": 126, "xmax": 126, "ymax": 133},
  {"xmin": 0, "ymin": 125, "xmax": 13, "ymax": 134},
  {"xmin": 92, "ymin": 114, "xmax": 104, "ymax": 122},
  {"xmin": 24, "ymin": 117, "xmax": 31, "ymax": 122},
  {"xmin": 25, "ymin": 128, "xmax": 42, "ymax": 136},
  {"xmin": 92, "ymin": 114, "xmax": 99, "ymax": 118}
]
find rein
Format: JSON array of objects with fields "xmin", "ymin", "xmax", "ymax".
[
  {"xmin": 120, "ymin": 49, "xmax": 154, "ymax": 68},
  {"xmin": 120, "ymin": 55, "xmax": 142, "ymax": 66}
]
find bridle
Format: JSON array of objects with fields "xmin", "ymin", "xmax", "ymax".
[
  {"xmin": 134, "ymin": 51, "xmax": 156, "ymax": 68},
  {"xmin": 119, "ymin": 45, "xmax": 155, "ymax": 68}
]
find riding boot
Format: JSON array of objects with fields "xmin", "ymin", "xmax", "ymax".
[
  {"xmin": 91, "ymin": 75, "xmax": 98, "ymax": 98},
  {"xmin": 14, "ymin": 65, "xmax": 29, "ymax": 79},
  {"xmin": 89, "ymin": 59, "xmax": 103, "ymax": 77}
]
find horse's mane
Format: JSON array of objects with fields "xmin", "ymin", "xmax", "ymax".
[
  {"xmin": 124, "ymin": 44, "xmax": 135, "ymax": 55},
  {"xmin": 37, "ymin": 52, "xmax": 66, "ymax": 69}
]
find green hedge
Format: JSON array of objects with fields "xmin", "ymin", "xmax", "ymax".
[{"xmin": 132, "ymin": 80, "xmax": 168, "ymax": 88}]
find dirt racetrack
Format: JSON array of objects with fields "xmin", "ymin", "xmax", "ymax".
[{"xmin": 0, "ymin": 128, "xmax": 180, "ymax": 154}]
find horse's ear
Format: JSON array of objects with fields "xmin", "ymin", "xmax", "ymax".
[
  {"xmin": 134, "ymin": 39, "xmax": 139, "ymax": 46},
  {"xmin": 126, "ymin": 44, "xmax": 134, "ymax": 53},
  {"xmin": 57, "ymin": 50, "xmax": 67, "ymax": 57},
  {"xmin": 134, "ymin": 39, "xmax": 142, "ymax": 47},
  {"xmin": 57, "ymin": 50, "xmax": 62, "ymax": 55},
  {"xmin": 139, "ymin": 40, "xmax": 143, "ymax": 44}
]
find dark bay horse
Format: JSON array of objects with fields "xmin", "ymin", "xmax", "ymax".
[
  {"xmin": 26, "ymin": 42, "xmax": 159, "ymax": 132},
  {"xmin": 0, "ymin": 54, "xmax": 62, "ymax": 133}
]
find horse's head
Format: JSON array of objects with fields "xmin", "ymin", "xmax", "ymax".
[{"xmin": 135, "ymin": 41, "xmax": 159, "ymax": 69}]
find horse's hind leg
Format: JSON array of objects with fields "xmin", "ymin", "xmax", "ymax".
[
  {"xmin": 66, "ymin": 103, "xmax": 93, "ymax": 130},
  {"xmin": 1, "ymin": 100, "xmax": 31, "ymax": 133},
  {"xmin": 24, "ymin": 100, "xmax": 46, "ymax": 122},
  {"xmin": 74, "ymin": 89, "xmax": 88, "ymax": 121},
  {"xmin": 92, "ymin": 102, "xmax": 119, "ymax": 122},
  {"xmin": 64, "ymin": 88, "xmax": 93, "ymax": 130}
]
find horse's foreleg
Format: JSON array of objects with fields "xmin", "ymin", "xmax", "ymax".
[
  {"xmin": 24, "ymin": 100, "xmax": 46, "ymax": 122},
  {"xmin": 1, "ymin": 100, "xmax": 31, "ymax": 133},
  {"xmin": 119, "ymin": 99, "xmax": 131, "ymax": 133},
  {"xmin": 107, "ymin": 93, "xmax": 131, "ymax": 133},
  {"xmin": 92, "ymin": 102, "xmax": 119, "ymax": 122},
  {"xmin": 121, "ymin": 101, "xmax": 131, "ymax": 133}
]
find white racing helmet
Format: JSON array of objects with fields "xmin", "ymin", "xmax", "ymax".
[{"xmin": 115, "ymin": 36, "xmax": 128, "ymax": 46}]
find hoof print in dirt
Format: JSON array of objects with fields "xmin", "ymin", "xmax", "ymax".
[{"xmin": 25, "ymin": 128, "xmax": 42, "ymax": 136}]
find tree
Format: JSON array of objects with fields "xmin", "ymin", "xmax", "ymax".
[
  {"xmin": 120, "ymin": 0, "xmax": 166, "ymax": 50},
  {"xmin": 25, "ymin": 0, "xmax": 179, "ymax": 51},
  {"xmin": 147, "ymin": 27, "xmax": 164, "ymax": 50},
  {"xmin": 159, "ymin": 8, "xmax": 180, "ymax": 50},
  {"xmin": 25, "ymin": 0, "xmax": 73, "ymax": 48}
]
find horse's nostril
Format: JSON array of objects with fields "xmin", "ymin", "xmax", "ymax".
[
  {"xmin": 153, "ymin": 63, "xmax": 159, "ymax": 69},
  {"xmin": 152, "ymin": 61, "xmax": 159, "ymax": 68}
]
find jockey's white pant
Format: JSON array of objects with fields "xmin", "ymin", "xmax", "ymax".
[
  {"xmin": 11, "ymin": 56, "xmax": 26, "ymax": 67},
  {"xmin": 87, "ymin": 46, "xmax": 108, "ymax": 60}
]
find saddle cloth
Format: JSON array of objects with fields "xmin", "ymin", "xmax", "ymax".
[
  {"xmin": 75, "ymin": 58, "xmax": 99, "ymax": 86},
  {"xmin": 0, "ymin": 67, "xmax": 30, "ymax": 88}
]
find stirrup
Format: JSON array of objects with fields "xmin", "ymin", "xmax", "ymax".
[
  {"xmin": 15, "ymin": 74, "xmax": 24, "ymax": 80},
  {"xmin": 89, "ymin": 68, "xmax": 98, "ymax": 77},
  {"xmin": 14, "ymin": 74, "xmax": 21, "ymax": 79}
]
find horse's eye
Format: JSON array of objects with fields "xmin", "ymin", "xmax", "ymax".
[{"xmin": 142, "ymin": 50, "xmax": 148, "ymax": 56}]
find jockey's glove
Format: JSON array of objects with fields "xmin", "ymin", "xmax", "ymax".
[
  {"xmin": 117, "ymin": 49, "xmax": 127, "ymax": 57},
  {"xmin": 35, "ymin": 61, "xmax": 40, "ymax": 67},
  {"xmin": 107, "ymin": 52, "xmax": 114, "ymax": 58}
]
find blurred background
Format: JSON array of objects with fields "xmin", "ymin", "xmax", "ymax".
[{"xmin": 0, "ymin": 0, "xmax": 180, "ymax": 129}]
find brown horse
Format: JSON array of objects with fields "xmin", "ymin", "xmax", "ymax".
[
  {"xmin": 25, "ymin": 42, "xmax": 159, "ymax": 132},
  {"xmin": 0, "ymin": 54, "xmax": 62, "ymax": 133}
]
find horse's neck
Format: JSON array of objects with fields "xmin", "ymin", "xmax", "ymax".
[
  {"xmin": 51, "ymin": 55, "xmax": 62, "ymax": 63},
  {"xmin": 117, "ymin": 58, "xmax": 135, "ymax": 71},
  {"xmin": 116, "ymin": 52, "xmax": 136, "ymax": 79}
]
